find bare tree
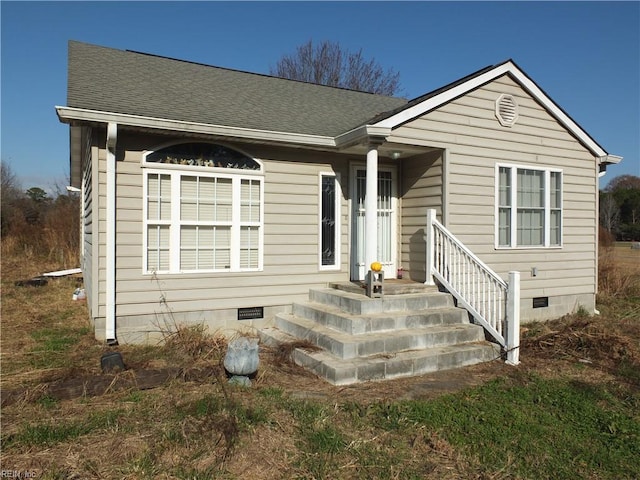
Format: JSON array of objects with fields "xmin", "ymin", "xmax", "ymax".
[
  {"xmin": 602, "ymin": 174, "xmax": 640, "ymax": 240},
  {"xmin": 605, "ymin": 174, "xmax": 640, "ymax": 191},
  {"xmin": 1, "ymin": 161, "xmax": 23, "ymax": 235},
  {"xmin": 599, "ymin": 192, "xmax": 620, "ymax": 233},
  {"xmin": 1, "ymin": 161, "xmax": 20, "ymax": 200},
  {"xmin": 270, "ymin": 40, "xmax": 401, "ymax": 96}
]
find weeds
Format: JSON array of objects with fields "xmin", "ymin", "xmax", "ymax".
[
  {"xmin": 272, "ymin": 339, "xmax": 322, "ymax": 366},
  {"xmin": 598, "ymin": 243, "xmax": 640, "ymax": 300},
  {"xmin": 29, "ymin": 326, "xmax": 91, "ymax": 368},
  {"xmin": 522, "ymin": 309, "xmax": 640, "ymax": 385},
  {"xmin": 123, "ymin": 451, "xmax": 161, "ymax": 479},
  {"xmin": 163, "ymin": 323, "xmax": 227, "ymax": 364},
  {"xmin": 3, "ymin": 408, "xmax": 126, "ymax": 448},
  {"xmin": 35, "ymin": 395, "xmax": 58, "ymax": 409}
]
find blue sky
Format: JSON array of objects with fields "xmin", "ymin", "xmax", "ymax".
[{"xmin": 1, "ymin": 1, "xmax": 638, "ymax": 192}]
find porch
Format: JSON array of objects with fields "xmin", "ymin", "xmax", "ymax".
[{"xmin": 260, "ymin": 209, "xmax": 521, "ymax": 385}]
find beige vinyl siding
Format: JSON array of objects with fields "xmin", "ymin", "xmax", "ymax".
[
  {"xmin": 391, "ymin": 74, "xmax": 598, "ymax": 320},
  {"xmin": 93, "ymin": 135, "xmax": 351, "ymax": 334},
  {"xmin": 81, "ymin": 128, "xmax": 99, "ymax": 323},
  {"xmin": 399, "ymin": 150, "xmax": 443, "ymax": 282}
]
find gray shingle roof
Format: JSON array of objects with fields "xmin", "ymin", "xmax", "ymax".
[{"xmin": 67, "ymin": 41, "xmax": 407, "ymax": 137}]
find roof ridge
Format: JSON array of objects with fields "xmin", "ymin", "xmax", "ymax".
[{"xmin": 131, "ymin": 49, "xmax": 403, "ymax": 98}]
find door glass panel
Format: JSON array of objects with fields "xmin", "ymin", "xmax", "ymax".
[
  {"xmin": 377, "ymin": 171, "xmax": 392, "ymax": 263},
  {"xmin": 321, "ymin": 176, "xmax": 337, "ymax": 266},
  {"xmin": 352, "ymin": 169, "xmax": 395, "ymax": 279},
  {"xmin": 355, "ymin": 170, "xmax": 366, "ymax": 266}
]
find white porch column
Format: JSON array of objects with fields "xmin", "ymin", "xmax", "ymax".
[{"xmin": 365, "ymin": 143, "xmax": 379, "ymax": 270}]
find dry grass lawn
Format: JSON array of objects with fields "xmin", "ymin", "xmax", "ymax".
[{"xmin": 1, "ymin": 242, "xmax": 638, "ymax": 479}]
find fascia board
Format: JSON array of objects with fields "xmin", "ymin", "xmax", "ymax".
[
  {"xmin": 373, "ymin": 61, "xmax": 608, "ymax": 158},
  {"xmin": 56, "ymin": 106, "xmax": 337, "ymax": 148},
  {"xmin": 335, "ymin": 125, "xmax": 391, "ymax": 148},
  {"xmin": 373, "ymin": 63, "xmax": 514, "ymax": 129},
  {"xmin": 598, "ymin": 154, "xmax": 623, "ymax": 165}
]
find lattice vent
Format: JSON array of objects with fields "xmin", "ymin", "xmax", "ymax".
[{"xmin": 495, "ymin": 94, "xmax": 518, "ymax": 127}]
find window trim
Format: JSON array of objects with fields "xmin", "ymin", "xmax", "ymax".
[
  {"xmin": 494, "ymin": 163, "xmax": 563, "ymax": 250},
  {"xmin": 142, "ymin": 143, "xmax": 263, "ymax": 274},
  {"xmin": 318, "ymin": 172, "xmax": 341, "ymax": 271}
]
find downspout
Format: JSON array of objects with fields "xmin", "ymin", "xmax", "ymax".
[
  {"xmin": 106, "ymin": 122, "xmax": 117, "ymax": 344},
  {"xmin": 595, "ymin": 156, "xmax": 600, "ymax": 314}
]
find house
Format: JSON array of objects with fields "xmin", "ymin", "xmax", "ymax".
[{"xmin": 57, "ymin": 41, "xmax": 621, "ymax": 359}]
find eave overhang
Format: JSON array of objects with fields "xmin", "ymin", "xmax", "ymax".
[
  {"xmin": 57, "ymin": 106, "xmax": 397, "ymax": 178},
  {"xmin": 334, "ymin": 125, "xmax": 392, "ymax": 149},
  {"xmin": 56, "ymin": 106, "xmax": 338, "ymax": 149},
  {"xmin": 598, "ymin": 154, "xmax": 623, "ymax": 165}
]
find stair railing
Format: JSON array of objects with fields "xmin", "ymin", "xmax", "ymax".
[{"xmin": 425, "ymin": 209, "xmax": 520, "ymax": 365}]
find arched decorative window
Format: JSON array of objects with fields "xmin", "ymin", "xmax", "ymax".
[
  {"xmin": 146, "ymin": 142, "xmax": 261, "ymax": 170},
  {"xmin": 143, "ymin": 143, "xmax": 263, "ymax": 274}
]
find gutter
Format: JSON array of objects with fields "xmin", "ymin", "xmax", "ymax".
[
  {"xmin": 106, "ymin": 122, "xmax": 117, "ymax": 345},
  {"xmin": 335, "ymin": 125, "xmax": 391, "ymax": 148},
  {"xmin": 55, "ymin": 107, "xmax": 397, "ymax": 153},
  {"xmin": 598, "ymin": 154, "xmax": 623, "ymax": 177},
  {"xmin": 598, "ymin": 154, "xmax": 623, "ymax": 165},
  {"xmin": 56, "ymin": 106, "xmax": 336, "ymax": 149}
]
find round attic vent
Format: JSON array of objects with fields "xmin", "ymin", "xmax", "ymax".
[{"xmin": 495, "ymin": 94, "xmax": 518, "ymax": 127}]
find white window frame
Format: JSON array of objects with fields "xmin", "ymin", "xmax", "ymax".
[
  {"xmin": 495, "ymin": 163, "xmax": 563, "ymax": 249},
  {"xmin": 142, "ymin": 146, "xmax": 263, "ymax": 274},
  {"xmin": 318, "ymin": 172, "xmax": 341, "ymax": 271}
]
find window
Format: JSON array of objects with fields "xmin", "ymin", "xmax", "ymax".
[
  {"xmin": 496, "ymin": 164, "xmax": 562, "ymax": 248},
  {"xmin": 144, "ymin": 143, "xmax": 262, "ymax": 273},
  {"xmin": 319, "ymin": 173, "xmax": 341, "ymax": 269}
]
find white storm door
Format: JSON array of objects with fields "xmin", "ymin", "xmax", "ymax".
[{"xmin": 351, "ymin": 167, "xmax": 397, "ymax": 280}]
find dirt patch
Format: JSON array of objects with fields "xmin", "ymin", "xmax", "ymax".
[{"xmin": 0, "ymin": 367, "xmax": 221, "ymax": 407}]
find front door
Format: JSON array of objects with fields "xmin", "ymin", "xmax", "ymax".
[{"xmin": 351, "ymin": 166, "xmax": 397, "ymax": 281}]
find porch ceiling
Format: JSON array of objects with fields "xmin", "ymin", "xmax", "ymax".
[{"xmin": 339, "ymin": 142, "xmax": 441, "ymax": 160}]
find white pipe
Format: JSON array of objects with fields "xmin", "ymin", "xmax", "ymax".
[
  {"xmin": 365, "ymin": 145, "xmax": 379, "ymax": 272},
  {"xmin": 106, "ymin": 122, "xmax": 117, "ymax": 343},
  {"xmin": 506, "ymin": 271, "xmax": 521, "ymax": 365}
]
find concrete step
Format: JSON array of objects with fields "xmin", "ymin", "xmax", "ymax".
[
  {"xmin": 259, "ymin": 327, "xmax": 500, "ymax": 386},
  {"xmin": 309, "ymin": 288, "xmax": 455, "ymax": 315},
  {"xmin": 274, "ymin": 313, "xmax": 485, "ymax": 359},
  {"xmin": 292, "ymin": 301, "xmax": 468, "ymax": 335},
  {"xmin": 329, "ymin": 281, "xmax": 439, "ymax": 296},
  {"xmin": 258, "ymin": 285, "xmax": 501, "ymax": 386}
]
